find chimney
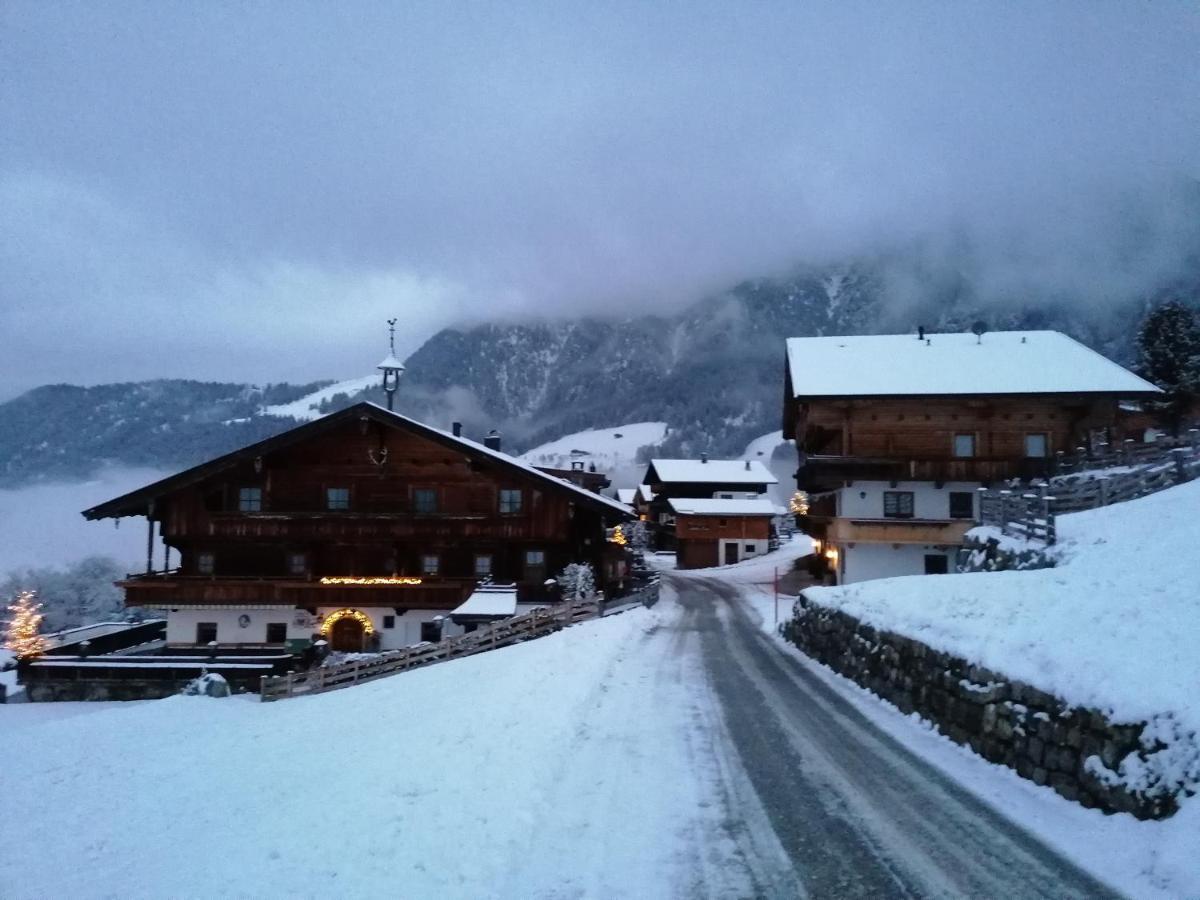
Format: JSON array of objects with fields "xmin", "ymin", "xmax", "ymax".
[
  {"xmin": 917, "ymin": 325, "xmax": 926, "ymax": 341},
  {"xmin": 452, "ymin": 421, "xmax": 462, "ymax": 438},
  {"xmin": 484, "ymin": 429, "xmax": 502, "ymax": 452},
  {"xmin": 571, "ymin": 461, "xmax": 584, "ymax": 471},
  {"xmin": 744, "ymin": 460, "xmax": 751, "ymax": 471},
  {"xmin": 701, "ymin": 452, "xmax": 708, "ymax": 463}
]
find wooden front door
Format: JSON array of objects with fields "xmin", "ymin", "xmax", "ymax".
[
  {"xmin": 723, "ymin": 542, "xmax": 739, "ymax": 565},
  {"xmin": 330, "ymin": 617, "xmax": 365, "ymax": 652}
]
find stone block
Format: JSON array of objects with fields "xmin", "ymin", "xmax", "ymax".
[
  {"xmin": 1049, "ymin": 774, "xmax": 1080, "ymax": 802},
  {"xmin": 1026, "ymin": 737, "xmax": 1044, "ymax": 766},
  {"xmin": 1032, "ymin": 767, "xmax": 1048, "ymax": 786}
]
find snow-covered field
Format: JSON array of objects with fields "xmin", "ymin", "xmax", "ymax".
[
  {"xmin": 0, "ymin": 467, "xmax": 164, "ymax": 574},
  {"xmin": 519, "ymin": 421, "xmax": 668, "ymax": 489},
  {"xmin": 260, "ymin": 375, "xmax": 375, "ymax": 421},
  {"xmin": 0, "ymin": 607, "xmax": 768, "ymax": 899}
]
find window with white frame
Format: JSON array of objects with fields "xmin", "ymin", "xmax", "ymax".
[
  {"xmin": 421, "ymin": 554, "xmax": 440, "ymax": 576},
  {"xmin": 238, "ymin": 486, "xmax": 263, "ymax": 512},
  {"xmin": 474, "ymin": 554, "xmax": 493, "ymax": 577},
  {"xmin": 499, "ymin": 489, "xmax": 523, "ymax": 514}
]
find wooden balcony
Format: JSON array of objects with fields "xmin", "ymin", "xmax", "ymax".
[
  {"xmin": 797, "ymin": 455, "xmax": 1055, "ymax": 491},
  {"xmin": 119, "ymin": 574, "xmax": 478, "ymax": 610},
  {"xmin": 825, "ymin": 518, "xmax": 974, "ymax": 546}
]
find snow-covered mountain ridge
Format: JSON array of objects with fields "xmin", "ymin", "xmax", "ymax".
[{"xmin": 2, "ymin": 259, "xmax": 1197, "ymax": 487}]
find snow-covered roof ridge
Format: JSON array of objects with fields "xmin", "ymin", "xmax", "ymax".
[
  {"xmin": 668, "ymin": 498, "xmax": 783, "ymax": 516},
  {"xmin": 649, "ymin": 458, "xmax": 778, "ymax": 484},
  {"xmin": 785, "ymin": 330, "xmax": 1161, "ymax": 398}
]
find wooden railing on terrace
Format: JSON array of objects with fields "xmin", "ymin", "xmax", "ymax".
[{"xmin": 976, "ymin": 437, "xmax": 1199, "ymax": 545}]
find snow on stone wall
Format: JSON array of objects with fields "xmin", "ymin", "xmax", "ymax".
[{"xmin": 782, "ymin": 599, "xmax": 1194, "ymax": 819}]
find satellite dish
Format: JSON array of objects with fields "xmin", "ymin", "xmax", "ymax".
[{"xmin": 971, "ymin": 321, "xmax": 988, "ymax": 343}]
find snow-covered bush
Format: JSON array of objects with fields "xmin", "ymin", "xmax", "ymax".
[
  {"xmin": 556, "ymin": 563, "xmax": 596, "ymax": 601},
  {"xmin": 181, "ymin": 672, "xmax": 230, "ymax": 698}
]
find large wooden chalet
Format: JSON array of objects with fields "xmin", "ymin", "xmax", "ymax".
[
  {"xmin": 783, "ymin": 330, "xmax": 1161, "ymax": 584},
  {"xmin": 83, "ymin": 402, "xmax": 634, "ymax": 652}
]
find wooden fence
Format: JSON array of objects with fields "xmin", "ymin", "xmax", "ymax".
[
  {"xmin": 261, "ymin": 597, "xmax": 603, "ymax": 702},
  {"xmin": 977, "ymin": 440, "xmax": 1200, "ymax": 545}
]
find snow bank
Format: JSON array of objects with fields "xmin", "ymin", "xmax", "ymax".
[{"xmin": 804, "ymin": 480, "xmax": 1200, "ymax": 792}]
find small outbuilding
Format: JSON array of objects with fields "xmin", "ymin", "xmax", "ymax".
[{"xmin": 668, "ymin": 498, "xmax": 783, "ymax": 569}]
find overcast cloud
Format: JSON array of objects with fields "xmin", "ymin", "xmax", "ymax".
[{"xmin": 2, "ymin": 2, "xmax": 1198, "ymax": 395}]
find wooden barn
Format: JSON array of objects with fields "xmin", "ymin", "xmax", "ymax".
[
  {"xmin": 83, "ymin": 402, "xmax": 634, "ymax": 652},
  {"xmin": 783, "ymin": 330, "xmax": 1161, "ymax": 584},
  {"xmin": 668, "ymin": 498, "xmax": 782, "ymax": 569}
]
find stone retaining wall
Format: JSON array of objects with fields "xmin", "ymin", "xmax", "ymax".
[{"xmin": 782, "ymin": 595, "xmax": 1178, "ymax": 819}]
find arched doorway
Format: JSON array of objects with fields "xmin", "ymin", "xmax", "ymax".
[
  {"xmin": 321, "ymin": 609, "xmax": 374, "ymax": 652},
  {"xmin": 330, "ymin": 616, "xmax": 365, "ymax": 651}
]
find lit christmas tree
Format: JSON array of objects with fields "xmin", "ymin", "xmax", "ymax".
[{"xmin": 4, "ymin": 590, "xmax": 46, "ymax": 660}]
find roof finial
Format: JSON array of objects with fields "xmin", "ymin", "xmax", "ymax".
[{"xmin": 387, "ymin": 317, "xmax": 397, "ymax": 355}]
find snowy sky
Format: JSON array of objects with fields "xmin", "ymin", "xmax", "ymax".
[{"xmin": 2, "ymin": 2, "xmax": 1199, "ymax": 396}]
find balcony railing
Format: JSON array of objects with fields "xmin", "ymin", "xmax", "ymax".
[
  {"xmin": 119, "ymin": 573, "xmax": 479, "ymax": 609},
  {"xmin": 797, "ymin": 455, "xmax": 1056, "ymax": 489}
]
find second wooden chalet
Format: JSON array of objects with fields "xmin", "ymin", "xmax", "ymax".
[
  {"xmin": 83, "ymin": 402, "xmax": 634, "ymax": 653},
  {"xmin": 783, "ymin": 330, "xmax": 1161, "ymax": 584},
  {"xmin": 669, "ymin": 497, "xmax": 784, "ymax": 568}
]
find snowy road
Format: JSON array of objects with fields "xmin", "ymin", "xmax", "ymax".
[
  {"xmin": 671, "ymin": 574, "xmax": 1122, "ymax": 899},
  {"xmin": 2, "ymin": 578, "xmax": 1128, "ymax": 899}
]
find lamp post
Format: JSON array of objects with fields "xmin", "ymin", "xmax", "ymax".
[{"xmin": 378, "ymin": 318, "xmax": 406, "ymax": 411}]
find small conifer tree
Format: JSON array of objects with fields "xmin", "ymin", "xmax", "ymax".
[{"xmin": 4, "ymin": 590, "xmax": 47, "ymax": 660}]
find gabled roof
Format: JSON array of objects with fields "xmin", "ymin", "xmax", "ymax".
[
  {"xmin": 785, "ymin": 331, "xmax": 1161, "ymax": 399},
  {"xmin": 668, "ymin": 498, "xmax": 782, "ymax": 516},
  {"xmin": 646, "ymin": 458, "xmax": 778, "ymax": 485},
  {"xmin": 616, "ymin": 488, "xmax": 637, "ymax": 505},
  {"xmin": 82, "ymin": 402, "xmax": 633, "ymax": 521}
]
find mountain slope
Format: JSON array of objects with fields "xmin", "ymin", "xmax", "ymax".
[{"xmin": 1, "ymin": 259, "xmax": 1196, "ymax": 487}]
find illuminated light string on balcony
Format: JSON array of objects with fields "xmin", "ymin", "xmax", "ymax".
[
  {"xmin": 318, "ymin": 576, "xmax": 423, "ymax": 586},
  {"xmin": 318, "ymin": 608, "xmax": 375, "ymax": 636}
]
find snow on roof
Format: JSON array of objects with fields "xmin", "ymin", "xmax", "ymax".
[
  {"xmin": 377, "ymin": 354, "xmax": 406, "ymax": 371},
  {"xmin": 649, "ymin": 459, "xmax": 778, "ymax": 485},
  {"xmin": 451, "ymin": 584, "xmax": 518, "ymax": 618},
  {"xmin": 637, "ymin": 484, "xmax": 655, "ymax": 502},
  {"xmin": 785, "ymin": 331, "xmax": 1161, "ymax": 398},
  {"xmin": 668, "ymin": 498, "xmax": 783, "ymax": 516},
  {"xmin": 616, "ymin": 488, "xmax": 637, "ymax": 505}
]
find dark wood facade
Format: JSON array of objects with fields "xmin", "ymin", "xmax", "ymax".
[
  {"xmin": 84, "ymin": 403, "xmax": 634, "ymax": 610},
  {"xmin": 675, "ymin": 514, "xmax": 772, "ymax": 569},
  {"xmin": 783, "ymin": 389, "xmax": 1144, "ymax": 494}
]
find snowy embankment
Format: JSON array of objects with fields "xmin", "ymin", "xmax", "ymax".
[
  {"xmin": 0, "ymin": 606, "xmax": 758, "ymax": 899},
  {"xmin": 803, "ymin": 479, "xmax": 1200, "ymax": 777},
  {"xmin": 695, "ymin": 524, "xmax": 1200, "ymax": 898}
]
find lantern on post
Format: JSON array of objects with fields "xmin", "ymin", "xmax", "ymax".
[{"xmin": 377, "ymin": 318, "xmax": 406, "ymax": 411}]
